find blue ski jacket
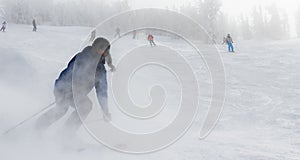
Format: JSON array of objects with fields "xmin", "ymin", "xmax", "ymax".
[{"xmin": 54, "ymin": 46, "xmax": 108, "ymax": 111}]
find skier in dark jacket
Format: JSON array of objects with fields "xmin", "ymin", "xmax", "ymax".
[
  {"xmin": 132, "ymin": 30, "xmax": 137, "ymax": 39},
  {"xmin": 36, "ymin": 37, "xmax": 115, "ymax": 133},
  {"xmin": 32, "ymin": 19, "xmax": 37, "ymax": 32},
  {"xmin": 115, "ymin": 27, "xmax": 121, "ymax": 38},
  {"xmin": 0, "ymin": 21, "xmax": 6, "ymax": 32},
  {"xmin": 90, "ymin": 30, "xmax": 96, "ymax": 41}
]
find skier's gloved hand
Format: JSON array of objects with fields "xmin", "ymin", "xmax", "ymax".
[{"xmin": 110, "ymin": 65, "xmax": 116, "ymax": 72}]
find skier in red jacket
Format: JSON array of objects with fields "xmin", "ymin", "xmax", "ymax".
[{"xmin": 147, "ymin": 34, "xmax": 156, "ymax": 47}]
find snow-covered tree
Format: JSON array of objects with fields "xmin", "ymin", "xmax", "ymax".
[
  {"xmin": 250, "ymin": 4, "xmax": 290, "ymax": 40},
  {"xmin": 2, "ymin": 0, "xmax": 28, "ymax": 23},
  {"xmin": 296, "ymin": 5, "xmax": 300, "ymax": 38},
  {"xmin": 281, "ymin": 11, "xmax": 289, "ymax": 38},
  {"xmin": 0, "ymin": 4, "xmax": 5, "ymax": 20},
  {"xmin": 265, "ymin": 3, "xmax": 289, "ymax": 39},
  {"xmin": 239, "ymin": 15, "xmax": 252, "ymax": 40},
  {"xmin": 200, "ymin": 0, "xmax": 222, "ymax": 43},
  {"xmin": 252, "ymin": 6, "xmax": 267, "ymax": 39},
  {"xmin": 1, "ymin": 0, "xmax": 130, "ymax": 26}
]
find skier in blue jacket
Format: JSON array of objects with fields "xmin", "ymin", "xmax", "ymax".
[
  {"xmin": 225, "ymin": 34, "xmax": 234, "ymax": 52},
  {"xmin": 36, "ymin": 37, "xmax": 115, "ymax": 133}
]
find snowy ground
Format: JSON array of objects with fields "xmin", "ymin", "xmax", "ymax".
[{"xmin": 0, "ymin": 24, "xmax": 299, "ymax": 159}]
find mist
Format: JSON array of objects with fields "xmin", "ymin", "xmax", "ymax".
[
  {"xmin": 0, "ymin": 0, "xmax": 299, "ymax": 159},
  {"xmin": 1, "ymin": 0, "xmax": 299, "ymax": 40}
]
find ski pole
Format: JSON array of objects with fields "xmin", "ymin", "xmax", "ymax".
[{"xmin": 2, "ymin": 102, "xmax": 56, "ymax": 135}]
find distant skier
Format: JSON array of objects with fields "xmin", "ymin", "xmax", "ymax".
[
  {"xmin": 225, "ymin": 34, "xmax": 234, "ymax": 52},
  {"xmin": 0, "ymin": 21, "xmax": 6, "ymax": 32},
  {"xmin": 115, "ymin": 27, "xmax": 120, "ymax": 38},
  {"xmin": 90, "ymin": 30, "xmax": 96, "ymax": 41},
  {"xmin": 132, "ymin": 30, "xmax": 137, "ymax": 39},
  {"xmin": 147, "ymin": 34, "xmax": 156, "ymax": 47},
  {"xmin": 32, "ymin": 19, "xmax": 37, "ymax": 32},
  {"xmin": 35, "ymin": 37, "xmax": 115, "ymax": 135},
  {"xmin": 222, "ymin": 36, "xmax": 226, "ymax": 44}
]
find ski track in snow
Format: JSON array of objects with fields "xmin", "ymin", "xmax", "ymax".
[{"xmin": 0, "ymin": 24, "xmax": 299, "ymax": 160}]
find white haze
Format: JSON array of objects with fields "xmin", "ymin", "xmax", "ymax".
[
  {"xmin": 0, "ymin": 0, "xmax": 299, "ymax": 160},
  {"xmin": 1, "ymin": 0, "xmax": 300, "ymax": 39}
]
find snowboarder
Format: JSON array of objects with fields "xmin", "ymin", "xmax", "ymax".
[
  {"xmin": 225, "ymin": 34, "xmax": 234, "ymax": 52},
  {"xmin": 115, "ymin": 27, "xmax": 121, "ymax": 38},
  {"xmin": 0, "ymin": 21, "xmax": 6, "ymax": 32},
  {"xmin": 32, "ymin": 19, "xmax": 37, "ymax": 32},
  {"xmin": 148, "ymin": 34, "xmax": 156, "ymax": 47},
  {"xmin": 90, "ymin": 30, "xmax": 96, "ymax": 41},
  {"xmin": 35, "ymin": 37, "xmax": 115, "ymax": 135}
]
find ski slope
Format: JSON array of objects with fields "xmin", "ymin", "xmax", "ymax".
[{"xmin": 0, "ymin": 24, "xmax": 299, "ymax": 160}]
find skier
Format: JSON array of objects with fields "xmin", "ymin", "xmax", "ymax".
[
  {"xmin": 35, "ymin": 37, "xmax": 115, "ymax": 135},
  {"xmin": 32, "ymin": 19, "xmax": 37, "ymax": 32},
  {"xmin": 147, "ymin": 34, "xmax": 156, "ymax": 47},
  {"xmin": 225, "ymin": 34, "xmax": 234, "ymax": 52},
  {"xmin": 115, "ymin": 27, "xmax": 120, "ymax": 38},
  {"xmin": 132, "ymin": 30, "xmax": 137, "ymax": 39},
  {"xmin": 222, "ymin": 36, "xmax": 226, "ymax": 44},
  {"xmin": 0, "ymin": 21, "xmax": 6, "ymax": 32},
  {"xmin": 90, "ymin": 30, "xmax": 96, "ymax": 41}
]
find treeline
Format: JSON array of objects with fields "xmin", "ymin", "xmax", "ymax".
[
  {"xmin": 0, "ymin": 0, "xmax": 129, "ymax": 26},
  {"xmin": 179, "ymin": 0, "xmax": 293, "ymax": 42},
  {"xmin": 1, "ymin": 0, "xmax": 300, "ymax": 40}
]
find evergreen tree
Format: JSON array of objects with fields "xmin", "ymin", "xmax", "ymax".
[
  {"xmin": 265, "ymin": 3, "xmax": 288, "ymax": 39},
  {"xmin": 296, "ymin": 5, "xmax": 300, "ymax": 38},
  {"xmin": 202, "ymin": 0, "xmax": 222, "ymax": 44},
  {"xmin": 252, "ymin": 6, "xmax": 267, "ymax": 39},
  {"xmin": 240, "ymin": 15, "xmax": 252, "ymax": 40}
]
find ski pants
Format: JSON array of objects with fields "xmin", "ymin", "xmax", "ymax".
[
  {"xmin": 0, "ymin": 26, "xmax": 5, "ymax": 31},
  {"xmin": 149, "ymin": 40, "xmax": 156, "ymax": 46},
  {"xmin": 35, "ymin": 88, "xmax": 92, "ymax": 132},
  {"xmin": 228, "ymin": 42, "xmax": 234, "ymax": 52}
]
